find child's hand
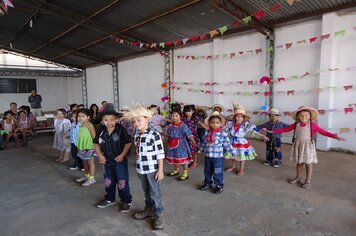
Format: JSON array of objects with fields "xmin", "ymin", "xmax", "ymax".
[
  {"xmin": 336, "ymin": 136, "xmax": 346, "ymax": 141},
  {"xmin": 114, "ymin": 154, "xmax": 124, "ymax": 163},
  {"xmin": 265, "ymin": 130, "xmax": 273, "ymax": 133},
  {"xmin": 155, "ymin": 170, "xmax": 164, "ymax": 182},
  {"xmin": 263, "ymin": 136, "xmax": 270, "ymax": 142},
  {"xmin": 98, "ymin": 155, "xmax": 106, "ymax": 164}
]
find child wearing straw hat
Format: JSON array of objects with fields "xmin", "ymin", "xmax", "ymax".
[
  {"xmin": 257, "ymin": 108, "xmax": 290, "ymax": 167},
  {"xmin": 200, "ymin": 111, "xmax": 235, "ymax": 194},
  {"xmin": 268, "ymin": 105, "xmax": 345, "ymax": 189},
  {"xmin": 225, "ymin": 104, "xmax": 269, "ymax": 176},
  {"xmin": 123, "ymin": 104, "xmax": 165, "ymax": 230}
]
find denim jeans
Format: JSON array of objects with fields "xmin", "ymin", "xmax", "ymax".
[
  {"xmin": 203, "ymin": 156, "xmax": 224, "ymax": 187},
  {"xmin": 137, "ymin": 172, "xmax": 164, "ymax": 216},
  {"xmin": 266, "ymin": 138, "xmax": 282, "ymax": 162},
  {"xmin": 103, "ymin": 158, "xmax": 132, "ymax": 204},
  {"xmin": 70, "ymin": 143, "xmax": 83, "ymax": 169}
]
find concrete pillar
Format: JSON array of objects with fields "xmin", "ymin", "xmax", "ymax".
[{"xmin": 317, "ymin": 12, "xmax": 338, "ymax": 150}]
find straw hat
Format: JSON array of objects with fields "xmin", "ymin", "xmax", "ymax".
[
  {"xmin": 269, "ymin": 108, "xmax": 281, "ymax": 116},
  {"xmin": 196, "ymin": 105, "xmax": 208, "ymax": 112},
  {"xmin": 122, "ymin": 104, "xmax": 153, "ymax": 121},
  {"xmin": 231, "ymin": 104, "xmax": 250, "ymax": 120},
  {"xmin": 204, "ymin": 111, "xmax": 226, "ymax": 127},
  {"xmin": 212, "ymin": 104, "xmax": 224, "ymax": 111},
  {"xmin": 291, "ymin": 105, "xmax": 319, "ymax": 121}
]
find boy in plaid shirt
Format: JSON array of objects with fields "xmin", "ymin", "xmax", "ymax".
[
  {"xmin": 123, "ymin": 104, "xmax": 165, "ymax": 230},
  {"xmin": 200, "ymin": 111, "xmax": 235, "ymax": 194}
]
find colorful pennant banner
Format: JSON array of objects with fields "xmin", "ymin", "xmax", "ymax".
[
  {"xmin": 112, "ymin": 0, "xmax": 304, "ymax": 49},
  {"xmin": 0, "ymin": 0, "xmax": 14, "ymax": 15}
]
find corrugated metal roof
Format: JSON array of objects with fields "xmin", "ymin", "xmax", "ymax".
[{"xmin": 1, "ymin": 0, "xmax": 355, "ymax": 69}]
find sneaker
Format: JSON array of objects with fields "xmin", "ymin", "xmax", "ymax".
[
  {"xmin": 264, "ymin": 161, "xmax": 272, "ymax": 166},
  {"xmin": 120, "ymin": 202, "xmax": 131, "ymax": 213},
  {"xmin": 75, "ymin": 176, "xmax": 87, "ymax": 183},
  {"xmin": 69, "ymin": 166, "xmax": 79, "ymax": 170},
  {"xmin": 82, "ymin": 178, "xmax": 96, "ymax": 187},
  {"xmin": 96, "ymin": 200, "xmax": 116, "ymax": 209},
  {"xmin": 81, "ymin": 168, "xmax": 84, "ymax": 172},
  {"xmin": 200, "ymin": 184, "xmax": 212, "ymax": 191},
  {"xmin": 273, "ymin": 159, "xmax": 281, "ymax": 168},
  {"xmin": 153, "ymin": 215, "xmax": 164, "ymax": 230},
  {"xmin": 134, "ymin": 207, "xmax": 154, "ymax": 220},
  {"xmin": 214, "ymin": 186, "xmax": 224, "ymax": 194}
]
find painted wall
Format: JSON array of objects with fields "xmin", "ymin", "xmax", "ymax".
[
  {"xmin": 86, "ymin": 64, "xmax": 113, "ymax": 107},
  {"xmin": 0, "ymin": 76, "xmax": 81, "ymax": 112}
]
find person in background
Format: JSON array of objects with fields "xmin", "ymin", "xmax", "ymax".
[
  {"xmin": 9, "ymin": 102, "xmax": 18, "ymax": 118},
  {"xmin": 67, "ymin": 103, "xmax": 78, "ymax": 119},
  {"xmin": 99, "ymin": 101, "xmax": 108, "ymax": 112},
  {"xmin": 19, "ymin": 105, "xmax": 36, "ymax": 132},
  {"xmin": 69, "ymin": 110, "xmax": 83, "ymax": 171},
  {"xmin": 53, "ymin": 109, "xmax": 71, "ymax": 163},
  {"xmin": 1, "ymin": 111, "xmax": 20, "ymax": 149},
  {"xmin": 28, "ymin": 89, "xmax": 42, "ymax": 117},
  {"xmin": 90, "ymin": 104, "xmax": 99, "ymax": 121},
  {"xmin": 16, "ymin": 110, "xmax": 33, "ymax": 146},
  {"xmin": 77, "ymin": 104, "xmax": 85, "ymax": 109}
]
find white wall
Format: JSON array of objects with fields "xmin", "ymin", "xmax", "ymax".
[
  {"xmin": 0, "ymin": 76, "xmax": 81, "ymax": 112},
  {"xmin": 118, "ymin": 53, "xmax": 165, "ymax": 109},
  {"xmin": 86, "ymin": 64, "xmax": 113, "ymax": 107}
]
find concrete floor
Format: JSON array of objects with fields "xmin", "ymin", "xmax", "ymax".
[{"xmin": 0, "ymin": 135, "xmax": 355, "ymax": 236}]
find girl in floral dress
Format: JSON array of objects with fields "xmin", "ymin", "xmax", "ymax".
[{"xmin": 53, "ymin": 108, "xmax": 71, "ymax": 163}]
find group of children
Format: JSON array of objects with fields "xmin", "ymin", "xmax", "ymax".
[
  {"xmin": 1, "ymin": 104, "xmax": 36, "ymax": 149},
  {"xmin": 50, "ymin": 101, "xmax": 346, "ymax": 230}
]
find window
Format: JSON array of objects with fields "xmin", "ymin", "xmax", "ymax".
[{"xmin": 0, "ymin": 79, "xmax": 36, "ymax": 93}]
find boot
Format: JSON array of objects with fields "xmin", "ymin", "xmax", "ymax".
[
  {"xmin": 134, "ymin": 207, "xmax": 153, "ymax": 220},
  {"xmin": 153, "ymin": 214, "xmax": 164, "ymax": 230}
]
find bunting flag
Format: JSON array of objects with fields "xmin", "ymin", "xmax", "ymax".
[
  {"xmin": 242, "ymin": 16, "xmax": 252, "ymax": 24},
  {"xmin": 0, "ymin": 0, "xmax": 14, "ymax": 15}
]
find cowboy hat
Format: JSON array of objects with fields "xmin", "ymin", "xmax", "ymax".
[
  {"xmin": 291, "ymin": 105, "xmax": 319, "ymax": 121},
  {"xmin": 231, "ymin": 104, "xmax": 250, "ymax": 120},
  {"xmin": 269, "ymin": 108, "xmax": 281, "ymax": 116},
  {"xmin": 122, "ymin": 104, "xmax": 153, "ymax": 121},
  {"xmin": 212, "ymin": 104, "xmax": 224, "ymax": 111},
  {"xmin": 204, "ymin": 111, "xmax": 226, "ymax": 127}
]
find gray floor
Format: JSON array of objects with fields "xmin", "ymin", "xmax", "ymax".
[{"xmin": 0, "ymin": 134, "xmax": 355, "ymax": 236}]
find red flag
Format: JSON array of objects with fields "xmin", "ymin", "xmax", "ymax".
[
  {"xmin": 231, "ymin": 21, "xmax": 240, "ymax": 28},
  {"xmin": 254, "ymin": 92, "xmax": 260, "ymax": 95},
  {"xmin": 255, "ymin": 48, "xmax": 262, "ymax": 54},
  {"xmin": 285, "ymin": 43, "xmax": 293, "ymax": 49},
  {"xmin": 344, "ymin": 107, "xmax": 353, "ymax": 114},
  {"xmin": 344, "ymin": 85, "xmax": 353, "ymax": 91},
  {"xmin": 270, "ymin": 3, "xmax": 282, "ymax": 12},
  {"xmin": 277, "ymin": 77, "xmax": 285, "ymax": 82},
  {"xmin": 287, "ymin": 90, "xmax": 295, "ymax": 95},
  {"xmin": 264, "ymin": 92, "xmax": 272, "ymax": 96},
  {"xmin": 200, "ymin": 34, "xmax": 207, "ymax": 40},
  {"xmin": 309, "ymin": 37, "xmax": 317, "ymax": 43},
  {"xmin": 318, "ymin": 109, "xmax": 325, "ymax": 115},
  {"xmin": 248, "ymin": 81, "xmax": 253, "ymax": 85},
  {"xmin": 254, "ymin": 10, "xmax": 265, "ymax": 20},
  {"xmin": 190, "ymin": 36, "xmax": 199, "ymax": 42},
  {"xmin": 230, "ymin": 52, "xmax": 236, "ymax": 58},
  {"xmin": 165, "ymin": 41, "xmax": 172, "ymax": 47},
  {"xmin": 239, "ymin": 51, "xmax": 243, "ymax": 55},
  {"xmin": 321, "ymin": 34, "xmax": 330, "ymax": 41}
]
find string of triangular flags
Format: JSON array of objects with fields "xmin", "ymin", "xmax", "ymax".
[
  {"xmin": 175, "ymin": 27, "xmax": 355, "ymax": 60},
  {"xmin": 171, "ymin": 83, "xmax": 356, "ymax": 97},
  {"xmin": 169, "ymin": 65, "xmax": 356, "ymax": 86},
  {"xmin": 112, "ymin": 0, "xmax": 303, "ymax": 49},
  {"xmin": 0, "ymin": 0, "xmax": 14, "ymax": 15}
]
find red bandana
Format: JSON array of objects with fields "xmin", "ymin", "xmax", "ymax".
[
  {"xmin": 234, "ymin": 123, "xmax": 241, "ymax": 132},
  {"xmin": 209, "ymin": 127, "xmax": 223, "ymax": 144},
  {"xmin": 172, "ymin": 121, "xmax": 183, "ymax": 127}
]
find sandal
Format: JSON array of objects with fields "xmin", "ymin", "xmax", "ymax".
[
  {"xmin": 167, "ymin": 170, "xmax": 179, "ymax": 176},
  {"xmin": 288, "ymin": 177, "xmax": 302, "ymax": 184},
  {"xmin": 237, "ymin": 169, "xmax": 245, "ymax": 176},
  {"xmin": 225, "ymin": 167, "xmax": 237, "ymax": 172},
  {"xmin": 302, "ymin": 181, "xmax": 311, "ymax": 189},
  {"xmin": 190, "ymin": 163, "xmax": 198, "ymax": 169},
  {"xmin": 178, "ymin": 175, "xmax": 189, "ymax": 181}
]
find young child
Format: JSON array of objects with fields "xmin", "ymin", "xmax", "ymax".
[
  {"xmin": 182, "ymin": 105, "xmax": 201, "ymax": 168},
  {"xmin": 69, "ymin": 111, "xmax": 83, "ymax": 171},
  {"xmin": 196, "ymin": 106, "xmax": 208, "ymax": 144},
  {"xmin": 53, "ymin": 109, "xmax": 71, "ymax": 162},
  {"xmin": 123, "ymin": 104, "xmax": 165, "ymax": 230},
  {"xmin": 1, "ymin": 111, "xmax": 20, "ymax": 149},
  {"xmin": 148, "ymin": 105, "xmax": 165, "ymax": 133},
  {"xmin": 94, "ymin": 111, "xmax": 132, "ymax": 212},
  {"xmin": 269, "ymin": 106, "xmax": 345, "ymax": 189},
  {"xmin": 75, "ymin": 108, "xmax": 96, "ymax": 187},
  {"xmin": 200, "ymin": 111, "xmax": 235, "ymax": 194},
  {"xmin": 166, "ymin": 109, "xmax": 197, "ymax": 181},
  {"xmin": 212, "ymin": 104, "xmax": 224, "ymax": 114},
  {"xmin": 225, "ymin": 104, "xmax": 269, "ymax": 176},
  {"xmin": 16, "ymin": 110, "xmax": 33, "ymax": 146},
  {"xmin": 257, "ymin": 108, "xmax": 289, "ymax": 167}
]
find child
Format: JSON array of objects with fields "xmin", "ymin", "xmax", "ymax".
[
  {"xmin": 69, "ymin": 111, "xmax": 83, "ymax": 171},
  {"xmin": 123, "ymin": 104, "xmax": 165, "ymax": 230},
  {"xmin": 16, "ymin": 110, "xmax": 33, "ymax": 146},
  {"xmin": 225, "ymin": 104, "xmax": 269, "ymax": 176},
  {"xmin": 200, "ymin": 111, "xmax": 235, "ymax": 194},
  {"xmin": 53, "ymin": 109, "xmax": 71, "ymax": 162},
  {"xmin": 94, "ymin": 111, "xmax": 132, "ymax": 212},
  {"xmin": 257, "ymin": 108, "xmax": 290, "ymax": 167},
  {"xmin": 212, "ymin": 104, "xmax": 224, "ymax": 114},
  {"xmin": 269, "ymin": 105, "xmax": 345, "ymax": 189},
  {"xmin": 182, "ymin": 105, "xmax": 201, "ymax": 168},
  {"xmin": 166, "ymin": 109, "xmax": 197, "ymax": 181},
  {"xmin": 196, "ymin": 106, "xmax": 208, "ymax": 144},
  {"xmin": 75, "ymin": 108, "xmax": 96, "ymax": 187},
  {"xmin": 1, "ymin": 111, "xmax": 20, "ymax": 149},
  {"xmin": 148, "ymin": 105, "xmax": 165, "ymax": 133}
]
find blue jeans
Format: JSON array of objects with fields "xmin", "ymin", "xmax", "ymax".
[
  {"xmin": 70, "ymin": 143, "xmax": 83, "ymax": 169},
  {"xmin": 203, "ymin": 156, "xmax": 224, "ymax": 187},
  {"xmin": 266, "ymin": 138, "xmax": 282, "ymax": 162},
  {"xmin": 103, "ymin": 158, "xmax": 132, "ymax": 204},
  {"xmin": 137, "ymin": 172, "xmax": 164, "ymax": 216}
]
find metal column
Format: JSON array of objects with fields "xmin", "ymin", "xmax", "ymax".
[
  {"xmin": 266, "ymin": 33, "xmax": 275, "ymax": 109},
  {"xmin": 112, "ymin": 63, "xmax": 119, "ymax": 110},
  {"xmin": 164, "ymin": 50, "xmax": 172, "ymax": 111},
  {"xmin": 81, "ymin": 69, "xmax": 88, "ymax": 107}
]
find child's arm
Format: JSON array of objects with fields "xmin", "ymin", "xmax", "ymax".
[
  {"xmin": 115, "ymin": 143, "xmax": 131, "ymax": 162},
  {"xmin": 188, "ymin": 135, "xmax": 198, "ymax": 147},
  {"xmin": 94, "ymin": 143, "xmax": 106, "ymax": 164},
  {"xmin": 88, "ymin": 123, "xmax": 96, "ymax": 139},
  {"xmin": 269, "ymin": 123, "xmax": 296, "ymax": 134},
  {"xmin": 153, "ymin": 133, "xmax": 165, "ymax": 181},
  {"xmin": 254, "ymin": 131, "xmax": 270, "ymax": 141},
  {"xmin": 197, "ymin": 120, "xmax": 209, "ymax": 130},
  {"xmin": 312, "ymin": 123, "xmax": 346, "ymax": 141}
]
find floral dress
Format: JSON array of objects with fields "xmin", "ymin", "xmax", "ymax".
[
  {"xmin": 53, "ymin": 118, "xmax": 71, "ymax": 152},
  {"xmin": 225, "ymin": 121, "xmax": 258, "ymax": 161},
  {"xmin": 182, "ymin": 116, "xmax": 201, "ymax": 154},
  {"xmin": 166, "ymin": 122, "xmax": 193, "ymax": 165}
]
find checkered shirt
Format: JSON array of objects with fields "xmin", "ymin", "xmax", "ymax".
[
  {"xmin": 201, "ymin": 130, "xmax": 235, "ymax": 158},
  {"xmin": 134, "ymin": 128, "xmax": 165, "ymax": 174},
  {"xmin": 256, "ymin": 121, "xmax": 289, "ymax": 139}
]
